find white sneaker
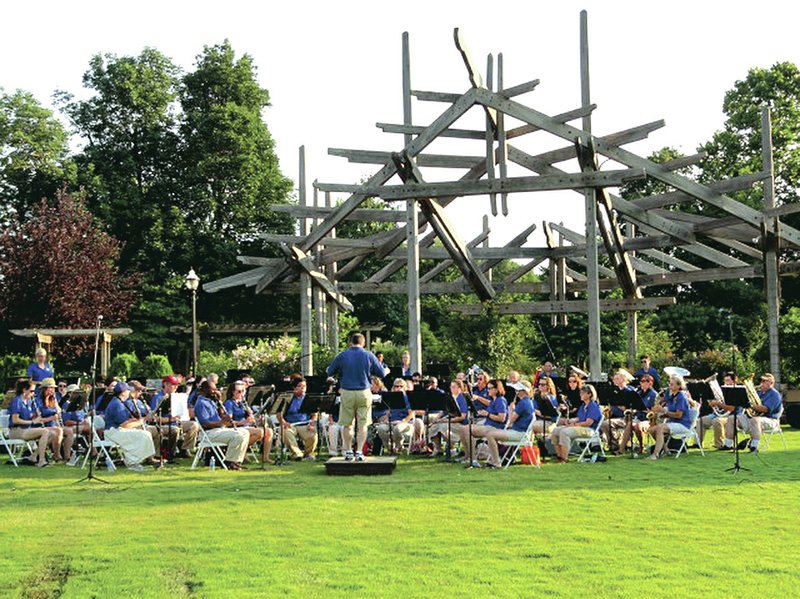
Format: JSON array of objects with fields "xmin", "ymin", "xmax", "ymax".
[
  {"xmin": 127, "ymin": 463, "xmax": 147, "ymax": 472},
  {"xmin": 355, "ymin": 452, "xmax": 366, "ymax": 462},
  {"xmin": 344, "ymin": 451, "xmax": 354, "ymax": 461},
  {"xmin": 329, "ymin": 451, "xmax": 338, "ymax": 457}
]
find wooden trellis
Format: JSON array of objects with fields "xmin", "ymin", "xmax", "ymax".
[{"xmin": 206, "ymin": 11, "xmax": 797, "ymax": 382}]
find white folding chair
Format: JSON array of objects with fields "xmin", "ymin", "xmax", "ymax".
[
  {"xmin": 1, "ymin": 412, "xmax": 36, "ymax": 467},
  {"xmin": 667, "ymin": 409, "xmax": 705, "ymax": 458},
  {"xmin": 190, "ymin": 422, "xmax": 229, "ymax": 470},
  {"xmin": 760, "ymin": 406, "xmax": 787, "ymax": 450},
  {"xmin": 81, "ymin": 425, "xmax": 121, "ymax": 471},
  {"xmin": 499, "ymin": 415, "xmax": 540, "ymax": 469},
  {"xmin": 571, "ymin": 414, "xmax": 606, "ymax": 461}
]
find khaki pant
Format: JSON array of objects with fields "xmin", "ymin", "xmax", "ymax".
[
  {"xmin": 699, "ymin": 414, "xmax": 726, "ymax": 448},
  {"xmin": 550, "ymin": 425, "xmax": 594, "ymax": 451},
  {"xmin": 204, "ymin": 428, "xmax": 249, "ymax": 463},
  {"xmin": 180, "ymin": 420, "xmax": 201, "ymax": 451},
  {"xmin": 376, "ymin": 421, "xmax": 413, "ymax": 453},
  {"xmin": 105, "ymin": 427, "xmax": 156, "ymax": 466},
  {"xmin": 282, "ymin": 422, "xmax": 318, "ymax": 458}
]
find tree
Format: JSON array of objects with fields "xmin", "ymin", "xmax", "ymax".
[
  {"xmin": 0, "ymin": 89, "xmax": 75, "ymax": 223},
  {"xmin": 0, "ymin": 189, "xmax": 138, "ymax": 357}
]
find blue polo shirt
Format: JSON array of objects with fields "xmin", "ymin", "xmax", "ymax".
[
  {"xmin": 149, "ymin": 390, "xmax": 166, "ymax": 411},
  {"xmin": 445, "ymin": 393, "xmax": 469, "ymax": 422},
  {"xmin": 27, "ymin": 362, "xmax": 54, "ymax": 383},
  {"xmin": 284, "ymin": 395, "xmax": 310, "ymax": 425},
  {"xmin": 9, "ymin": 395, "xmax": 35, "ymax": 428},
  {"xmin": 125, "ymin": 399, "xmax": 148, "ymax": 419},
  {"xmin": 636, "ymin": 388, "xmax": 657, "ymax": 421},
  {"xmin": 35, "ymin": 397, "xmax": 57, "ymax": 427},
  {"xmin": 224, "ymin": 399, "xmax": 248, "ymax": 422},
  {"xmin": 326, "ymin": 346, "xmax": 386, "ymax": 390},
  {"xmin": 104, "ymin": 397, "xmax": 130, "ymax": 429},
  {"xmin": 484, "ymin": 396, "xmax": 508, "ymax": 429},
  {"xmin": 511, "ymin": 397, "xmax": 534, "ymax": 432},
  {"xmin": 578, "ymin": 400, "xmax": 603, "ymax": 430},
  {"xmin": 533, "ymin": 393, "xmax": 560, "ymax": 423},
  {"xmin": 758, "ymin": 387, "xmax": 782, "ymax": 418},
  {"xmin": 390, "ymin": 394, "xmax": 411, "ymax": 423},
  {"xmin": 59, "ymin": 395, "xmax": 85, "ymax": 424},
  {"xmin": 666, "ymin": 391, "xmax": 691, "ymax": 428},
  {"xmin": 195, "ymin": 396, "xmax": 222, "ymax": 426}
]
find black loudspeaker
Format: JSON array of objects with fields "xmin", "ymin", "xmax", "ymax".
[{"xmin": 785, "ymin": 404, "xmax": 800, "ymax": 429}]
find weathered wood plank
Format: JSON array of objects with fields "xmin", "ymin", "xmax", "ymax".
[
  {"xmin": 420, "ymin": 229, "xmax": 490, "ymax": 284},
  {"xmin": 328, "ymin": 148, "xmax": 484, "ymax": 168},
  {"xmin": 410, "ymin": 90, "xmax": 462, "ymax": 103},
  {"xmin": 272, "ymin": 205, "xmax": 407, "ymax": 223},
  {"xmin": 501, "ymin": 78, "xmax": 541, "ymax": 98},
  {"xmin": 204, "ymin": 267, "xmax": 269, "ymax": 293},
  {"xmin": 448, "ymin": 297, "xmax": 676, "ymax": 315},
  {"xmin": 290, "ymin": 246, "xmax": 353, "ymax": 312},
  {"xmin": 634, "ymin": 173, "xmax": 769, "ymax": 210}
]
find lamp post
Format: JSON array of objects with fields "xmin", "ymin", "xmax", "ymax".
[{"xmin": 185, "ymin": 268, "xmax": 200, "ymax": 376}]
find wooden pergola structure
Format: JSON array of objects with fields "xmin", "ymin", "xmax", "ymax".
[
  {"xmin": 206, "ymin": 12, "xmax": 799, "ymax": 382},
  {"xmin": 11, "ymin": 327, "xmax": 132, "ymax": 378}
]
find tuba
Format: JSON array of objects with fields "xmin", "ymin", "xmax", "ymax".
[{"xmin": 743, "ymin": 378, "xmax": 762, "ymax": 418}]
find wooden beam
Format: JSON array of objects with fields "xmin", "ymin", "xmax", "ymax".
[
  {"xmin": 204, "ymin": 266, "xmax": 269, "ymax": 293},
  {"xmin": 272, "ymin": 205, "xmax": 407, "ymax": 223},
  {"xmin": 419, "ymin": 229, "xmax": 490, "ymax": 284},
  {"xmin": 11, "ymin": 328, "xmax": 133, "ymax": 337},
  {"xmin": 328, "ymin": 148, "xmax": 484, "ymax": 168},
  {"xmin": 634, "ymin": 173, "xmax": 769, "ymax": 210},
  {"xmin": 448, "ymin": 297, "xmax": 676, "ymax": 315},
  {"xmin": 501, "ymin": 78, "xmax": 540, "ymax": 98},
  {"xmin": 290, "ymin": 246, "xmax": 353, "ymax": 312},
  {"xmin": 318, "ymin": 169, "xmax": 646, "ymax": 199},
  {"xmin": 411, "ymin": 90, "xmax": 462, "ymax": 103}
]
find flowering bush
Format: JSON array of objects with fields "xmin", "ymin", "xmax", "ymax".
[{"xmin": 232, "ymin": 336, "xmax": 300, "ymax": 382}]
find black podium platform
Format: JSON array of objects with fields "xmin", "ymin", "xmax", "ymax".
[{"xmin": 324, "ymin": 456, "xmax": 397, "ymax": 476}]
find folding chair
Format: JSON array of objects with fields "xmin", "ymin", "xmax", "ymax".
[
  {"xmin": 667, "ymin": 409, "xmax": 705, "ymax": 458},
  {"xmin": 761, "ymin": 406, "xmax": 787, "ymax": 450},
  {"xmin": 190, "ymin": 422, "xmax": 230, "ymax": 470},
  {"xmin": 81, "ymin": 425, "xmax": 121, "ymax": 471},
  {"xmin": 1, "ymin": 412, "xmax": 36, "ymax": 467},
  {"xmin": 499, "ymin": 415, "xmax": 540, "ymax": 469},
  {"xmin": 571, "ymin": 414, "xmax": 606, "ymax": 461}
]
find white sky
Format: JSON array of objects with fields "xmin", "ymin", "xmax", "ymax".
[{"xmin": 3, "ymin": 0, "xmax": 800, "ymax": 257}]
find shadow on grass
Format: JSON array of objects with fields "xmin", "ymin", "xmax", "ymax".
[{"xmin": 3, "ymin": 430, "xmax": 799, "ymax": 508}]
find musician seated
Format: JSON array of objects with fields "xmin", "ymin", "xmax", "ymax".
[
  {"xmin": 721, "ymin": 373, "xmax": 782, "ymax": 453},
  {"xmin": 150, "ymin": 375, "xmax": 200, "ymax": 458},
  {"xmin": 463, "ymin": 379, "xmax": 508, "ymax": 468},
  {"xmin": 550, "ymin": 384, "xmax": 602, "ymax": 463},
  {"xmin": 224, "ymin": 381, "xmax": 272, "ymax": 453},
  {"xmin": 560, "ymin": 374, "xmax": 583, "ymax": 418},
  {"xmin": 699, "ymin": 372, "xmax": 735, "ymax": 449},
  {"xmin": 616, "ymin": 374, "xmax": 657, "ymax": 455},
  {"xmin": 125, "ymin": 380, "xmax": 172, "ymax": 455},
  {"xmin": 647, "ymin": 374, "xmax": 692, "ymax": 460},
  {"xmin": 363, "ymin": 377, "xmax": 387, "ymax": 456},
  {"xmin": 531, "ymin": 377, "xmax": 559, "ymax": 435},
  {"xmin": 194, "ymin": 381, "xmax": 249, "ymax": 470},
  {"xmin": 279, "ymin": 378, "xmax": 318, "ymax": 461},
  {"xmin": 36, "ymin": 378, "xmax": 75, "ymax": 463},
  {"xmin": 103, "ymin": 382, "xmax": 156, "ymax": 471},
  {"xmin": 601, "ymin": 370, "xmax": 634, "ymax": 451},
  {"xmin": 60, "ymin": 384, "xmax": 92, "ymax": 460},
  {"xmin": 427, "ymin": 380, "xmax": 469, "ymax": 456},
  {"xmin": 9, "ymin": 378, "xmax": 53, "ymax": 467},
  {"xmin": 471, "ymin": 372, "xmax": 491, "ymax": 416},
  {"xmin": 375, "ymin": 378, "xmax": 414, "ymax": 454},
  {"xmin": 484, "ymin": 381, "xmax": 535, "ymax": 468}
]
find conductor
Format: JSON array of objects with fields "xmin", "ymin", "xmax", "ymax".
[{"xmin": 327, "ymin": 333, "xmax": 386, "ymax": 461}]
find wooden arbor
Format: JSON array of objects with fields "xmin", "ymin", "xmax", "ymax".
[{"xmin": 206, "ymin": 12, "xmax": 799, "ymax": 382}]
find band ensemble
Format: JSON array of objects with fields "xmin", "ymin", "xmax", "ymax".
[{"xmin": 3, "ymin": 342, "xmax": 783, "ymax": 471}]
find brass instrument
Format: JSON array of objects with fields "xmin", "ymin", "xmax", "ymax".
[
  {"xmin": 647, "ymin": 389, "xmax": 667, "ymax": 425},
  {"xmin": 707, "ymin": 376, "xmax": 730, "ymax": 417},
  {"xmin": 743, "ymin": 378, "xmax": 762, "ymax": 418}
]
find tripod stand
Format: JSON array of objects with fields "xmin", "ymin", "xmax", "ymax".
[
  {"xmin": 77, "ymin": 315, "xmax": 108, "ymax": 484},
  {"xmin": 721, "ymin": 386, "xmax": 750, "ymax": 474}
]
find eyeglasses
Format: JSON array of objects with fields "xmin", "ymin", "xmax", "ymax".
[
  {"xmin": 568, "ymin": 379, "xmax": 577, "ymax": 384},
  {"xmin": 487, "ymin": 385, "xmax": 496, "ymax": 389},
  {"xmin": 538, "ymin": 382, "xmax": 549, "ymax": 387},
  {"xmin": 57, "ymin": 384, "xmax": 66, "ymax": 388}
]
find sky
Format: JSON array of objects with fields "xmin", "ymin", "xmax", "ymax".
[{"xmin": 3, "ymin": 0, "xmax": 800, "ymax": 257}]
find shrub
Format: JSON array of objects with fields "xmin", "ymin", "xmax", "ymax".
[
  {"xmin": 197, "ymin": 350, "xmax": 237, "ymax": 379},
  {"xmin": 0, "ymin": 354, "xmax": 30, "ymax": 382},
  {"xmin": 110, "ymin": 352, "xmax": 139, "ymax": 379},
  {"xmin": 139, "ymin": 354, "xmax": 173, "ymax": 378}
]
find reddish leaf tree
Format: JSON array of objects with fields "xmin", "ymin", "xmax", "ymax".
[{"xmin": 0, "ymin": 189, "xmax": 139, "ymax": 356}]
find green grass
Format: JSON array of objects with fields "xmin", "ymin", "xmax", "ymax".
[{"xmin": 2, "ymin": 430, "xmax": 799, "ymax": 598}]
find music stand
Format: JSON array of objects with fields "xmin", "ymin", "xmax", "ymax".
[
  {"xmin": 463, "ymin": 393, "xmax": 481, "ymax": 467},
  {"xmin": 378, "ymin": 391, "xmax": 409, "ymax": 455},
  {"xmin": 407, "ymin": 389, "xmax": 444, "ymax": 452},
  {"xmin": 721, "ymin": 386, "xmax": 750, "ymax": 474},
  {"xmin": 77, "ymin": 316, "xmax": 107, "ymax": 484},
  {"xmin": 299, "ymin": 394, "xmax": 336, "ymax": 459},
  {"xmin": 594, "ymin": 382, "xmax": 624, "ymax": 449},
  {"xmin": 617, "ymin": 389, "xmax": 648, "ymax": 459},
  {"xmin": 442, "ymin": 393, "xmax": 464, "ymax": 462},
  {"xmin": 534, "ymin": 395, "xmax": 559, "ymax": 461},
  {"xmin": 62, "ymin": 391, "xmax": 87, "ymax": 465},
  {"xmin": 264, "ymin": 393, "xmax": 291, "ymax": 465}
]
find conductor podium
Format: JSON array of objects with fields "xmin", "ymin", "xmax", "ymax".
[{"xmin": 324, "ymin": 455, "xmax": 397, "ymax": 476}]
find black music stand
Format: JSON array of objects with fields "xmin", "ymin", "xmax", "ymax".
[
  {"xmin": 617, "ymin": 390, "xmax": 648, "ymax": 459},
  {"xmin": 77, "ymin": 316, "xmax": 107, "ymax": 484},
  {"xmin": 442, "ymin": 393, "xmax": 464, "ymax": 463},
  {"xmin": 594, "ymin": 382, "xmax": 624, "ymax": 449},
  {"xmin": 535, "ymin": 395, "xmax": 559, "ymax": 461},
  {"xmin": 247, "ymin": 385, "xmax": 275, "ymax": 468},
  {"xmin": 299, "ymin": 394, "xmax": 336, "ymax": 459},
  {"xmin": 407, "ymin": 389, "xmax": 444, "ymax": 453},
  {"xmin": 722, "ymin": 386, "xmax": 750, "ymax": 474},
  {"xmin": 463, "ymin": 393, "xmax": 481, "ymax": 467},
  {"xmin": 264, "ymin": 393, "xmax": 291, "ymax": 465},
  {"xmin": 379, "ymin": 391, "xmax": 409, "ymax": 455},
  {"xmin": 61, "ymin": 392, "xmax": 87, "ymax": 465}
]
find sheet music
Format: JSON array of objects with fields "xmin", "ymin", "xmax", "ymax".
[{"xmin": 170, "ymin": 392, "xmax": 190, "ymax": 421}]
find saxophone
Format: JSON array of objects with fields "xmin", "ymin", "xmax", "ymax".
[
  {"xmin": 647, "ymin": 389, "xmax": 666, "ymax": 425},
  {"xmin": 743, "ymin": 378, "xmax": 762, "ymax": 418}
]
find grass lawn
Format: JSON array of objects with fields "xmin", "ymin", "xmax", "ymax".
[{"xmin": 1, "ymin": 429, "xmax": 798, "ymax": 599}]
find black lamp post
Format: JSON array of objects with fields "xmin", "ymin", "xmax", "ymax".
[{"xmin": 185, "ymin": 268, "xmax": 200, "ymax": 376}]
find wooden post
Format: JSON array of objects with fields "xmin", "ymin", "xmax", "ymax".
[
  {"xmin": 762, "ymin": 106, "xmax": 781, "ymax": 383},
  {"xmin": 101, "ymin": 332, "xmax": 112, "ymax": 378},
  {"xmin": 313, "ymin": 184, "xmax": 326, "ymax": 345},
  {"xmin": 558, "ymin": 227, "xmax": 567, "ymax": 326},
  {"xmin": 299, "ymin": 146, "xmax": 313, "ymax": 375},
  {"xmin": 483, "ymin": 215, "xmax": 491, "ymax": 282},
  {"xmin": 325, "ymin": 191, "xmax": 339, "ymax": 352},
  {"xmin": 627, "ymin": 222, "xmax": 638, "ymax": 367},
  {"xmin": 581, "ymin": 9, "xmax": 602, "ymax": 379},
  {"xmin": 402, "ymin": 32, "xmax": 412, "ymax": 148}
]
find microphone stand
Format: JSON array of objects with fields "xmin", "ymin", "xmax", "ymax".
[{"xmin": 77, "ymin": 315, "xmax": 108, "ymax": 484}]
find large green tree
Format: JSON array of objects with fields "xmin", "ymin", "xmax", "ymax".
[{"xmin": 0, "ymin": 89, "xmax": 75, "ymax": 223}]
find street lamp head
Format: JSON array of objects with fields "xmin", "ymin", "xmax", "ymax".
[{"xmin": 185, "ymin": 268, "xmax": 200, "ymax": 291}]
